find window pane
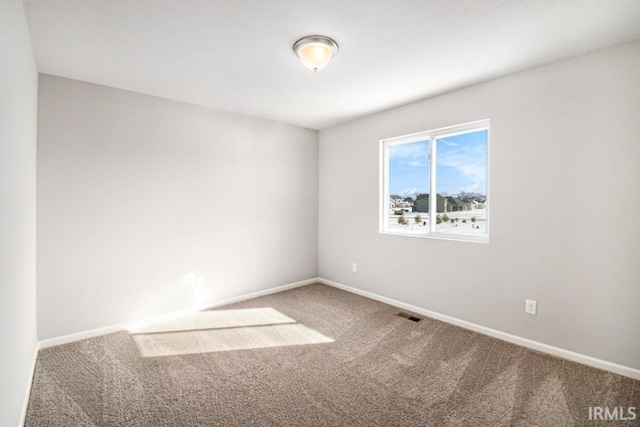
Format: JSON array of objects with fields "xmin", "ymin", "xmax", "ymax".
[
  {"xmin": 435, "ymin": 129, "xmax": 488, "ymax": 236},
  {"xmin": 388, "ymin": 140, "xmax": 429, "ymax": 234}
]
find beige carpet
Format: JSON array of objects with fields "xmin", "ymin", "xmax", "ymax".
[{"xmin": 25, "ymin": 283, "xmax": 639, "ymax": 426}]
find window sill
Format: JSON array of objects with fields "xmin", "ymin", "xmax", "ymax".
[{"xmin": 380, "ymin": 230, "xmax": 489, "ymax": 244}]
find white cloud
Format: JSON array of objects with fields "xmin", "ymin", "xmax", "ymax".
[
  {"xmin": 389, "ymin": 141, "xmax": 429, "ymax": 169},
  {"xmin": 439, "ymin": 139, "xmax": 458, "ymax": 147},
  {"xmin": 407, "ymin": 160, "xmax": 427, "ymax": 167},
  {"xmin": 463, "ymin": 180, "xmax": 480, "ymax": 192},
  {"xmin": 400, "ymin": 188, "xmax": 419, "ymax": 197},
  {"xmin": 437, "ymin": 142, "xmax": 486, "ymax": 192},
  {"xmin": 388, "ymin": 141, "xmax": 428, "ymax": 159}
]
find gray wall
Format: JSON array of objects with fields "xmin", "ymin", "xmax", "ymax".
[
  {"xmin": 37, "ymin": 75, "xmax": 318, "ymax": 340},
  {"xmin": 319, "ymin": 41, "xmax": 640, "ymax": 370},
  {"xmin": 0, "ymin": 0, "xmax": 39, "ymax": 424}
]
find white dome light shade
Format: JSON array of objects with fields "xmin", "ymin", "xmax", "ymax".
[{"xmin": 293, "ymin": 36, "xmax": 338, "ymax": 72}]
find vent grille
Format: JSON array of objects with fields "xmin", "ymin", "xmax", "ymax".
[{"xmin": 397, "ymin": 312, "xmax": 421, "ymax": 322}]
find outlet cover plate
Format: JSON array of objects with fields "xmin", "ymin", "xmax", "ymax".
[{"xmin": 525, "ymin": 299, "xmax": 537, "ymax": 315}]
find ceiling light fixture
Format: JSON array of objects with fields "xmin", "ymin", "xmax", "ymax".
[{"xmin": 293, "ymin": 35, "xmax": 338, "ymax": 73}]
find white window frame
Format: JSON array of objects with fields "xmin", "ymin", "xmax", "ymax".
[{"xmin": 379, "ymin": 119, "xmax": 490, "ymax": 243}]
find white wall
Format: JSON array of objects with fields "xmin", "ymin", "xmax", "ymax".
[
  {"xmin": 0, "ymin": 0, "xmax": 39, "ymax": 424},
  {"xmin": 37, "ymin": 75, "xmax": 318, "ymax": 340},
  {"xmin": 319, "ymin": 41, "xmax": 640, "ymax": 370}
]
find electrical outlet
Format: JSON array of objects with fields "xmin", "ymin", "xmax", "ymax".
[
  {"xmin": 525, "ymin": 299, "xmax": 537, "ymax": 315},
  {"xmin": 352, "ymin": 263, "xmax": 357, "ymax": 273}
]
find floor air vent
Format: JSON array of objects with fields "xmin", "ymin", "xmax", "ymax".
[{"xmin": 397, "ymin": 312, "xmax": 421, "ymax": 322}]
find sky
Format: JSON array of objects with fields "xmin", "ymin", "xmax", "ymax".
[{"xmin": 388, "ymin": 129, "xmax": 487, "ymax": 197}]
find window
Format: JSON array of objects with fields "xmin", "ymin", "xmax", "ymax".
[{"xmin": 380, "ymin": 120, "xmax": 489, "ymax": 242}]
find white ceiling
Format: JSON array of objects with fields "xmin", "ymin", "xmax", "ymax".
[{"xmin": 25, "ymin": 0, "xmax": 640, "ymax": 130}]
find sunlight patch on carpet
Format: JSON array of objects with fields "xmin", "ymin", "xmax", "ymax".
[
  {"xmin": 130, "ymin": 308, "xmax": 333, "ymax": 357},
  {"xmin": 128, "ymin": 307, "xmax": 296, "ymax": 334}
]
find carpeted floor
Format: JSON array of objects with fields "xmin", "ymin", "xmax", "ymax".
[{"xmin": 25, "ymin": 283, "xmax": 639, "ymax": 426}]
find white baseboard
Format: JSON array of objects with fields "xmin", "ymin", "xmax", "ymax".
[
  {"xmin": 39, "ymin": 277, "xmax": 319, "ymax": 349},
  {"xmin": 318, "ymin": 278, "xmax": 640, "ymax": 381},
  {"xmin": 20, "ymin": 341, "xmax": 40, "ymax": 427},
  {"xmin": 198, "ymin": 277, "xmax": 318, "ymax": 311},
  {"xmin": 39, "ymin": 323, "xmax": 127, "ymax": 349}
]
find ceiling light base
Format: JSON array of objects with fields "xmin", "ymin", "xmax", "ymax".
[{"xmin": 293, "ymin": 35, "xmax": 338, "ymax": 72}]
